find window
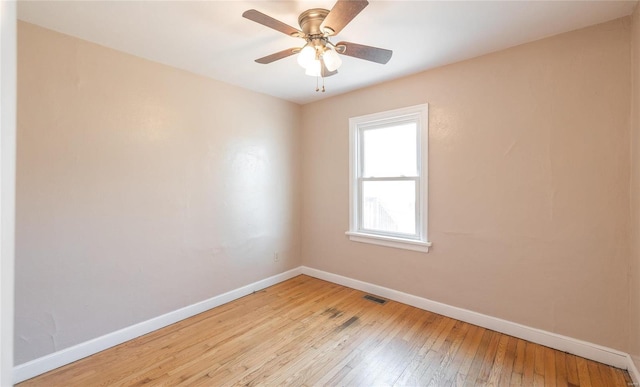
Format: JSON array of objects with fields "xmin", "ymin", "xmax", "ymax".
[{"xmin": 346, "ymin": 104, "xmax": 431, "ymax": 252}]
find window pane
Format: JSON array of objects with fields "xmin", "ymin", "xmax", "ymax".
[
  {"xmin": 362, "ymin": 180, "xmax": 416, "ymax": 235},
  {"xmin": 362, "ymin": 123, "xmax": 417, "ymax": 177}
]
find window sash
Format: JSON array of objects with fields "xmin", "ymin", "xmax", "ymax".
[
  {"xmin": 358, "ymin": 119, "xmax": 419, "ymax": 179},
  {"xmin": 357, "ymin": 176, "xmax": 421, "ymax": 239}
]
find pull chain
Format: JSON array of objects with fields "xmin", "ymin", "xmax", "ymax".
[{"xmin": 315, "ymin": 75, "xmax": 326, "ymax": 93}]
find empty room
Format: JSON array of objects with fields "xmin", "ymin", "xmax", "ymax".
[{"xmin": 1, "ymin": 0, "xmax": 640, "ymax": 385}]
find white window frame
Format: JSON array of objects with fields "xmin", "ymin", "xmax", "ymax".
[{"xmin": 346, "ymin": 104, "xmax": 431, "ymax": 253}]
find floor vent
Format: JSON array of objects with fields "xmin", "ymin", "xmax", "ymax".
[{"xmin": 363, "ymin": 294, "xmax": 387, "ymax": 304}]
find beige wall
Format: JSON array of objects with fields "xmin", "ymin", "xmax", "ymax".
[
  {"xmin": 631, "ymin": 3, "xmax": 640, "ymax": 368},
  {"xmin": 301, "ymin": 18, "xmax": 631, "ymax": 351},
  {"xmin": 15, "ymin": 22, "xmax": 302, "ymax": 364}
]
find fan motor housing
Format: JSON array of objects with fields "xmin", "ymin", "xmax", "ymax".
[{"xmin": 298, "ymin": 8, "xmax": 330, "ymax": 35}]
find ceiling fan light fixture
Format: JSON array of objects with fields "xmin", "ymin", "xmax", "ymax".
[
  {"xmin": 297, "ymin": 45, "xmax": 316, "ymax": 69},
  {"xmin": 243, "ymin": 0, "xmax": 392, "ymax": 87},
  {"xmin": 322, "ymin": 46, "xmax": 342, "ymax": 72}
]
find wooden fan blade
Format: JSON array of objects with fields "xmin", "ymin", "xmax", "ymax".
[
  {"xmin": 255, "ymin": 48, "xmax": 300, "ymax": 64},
  {"xmin": 321, "ymin": 0, "xmax": 369, "ymax": 35},
  {"xmin": 335, "ymin": 41, "xmax": 392, "ymax": 64},
  {"xmin": 243, "ymin": 9, "xmax": 304, "ymax": 37}
]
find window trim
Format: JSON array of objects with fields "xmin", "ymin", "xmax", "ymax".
[{"xmin": 347, "ymin": 104, "xmax": 431, "ymax": 253}]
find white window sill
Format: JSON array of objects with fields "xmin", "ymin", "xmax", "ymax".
[{"xmin": 345, "ymin": 231, "xmax": 432, "ymax": 253}]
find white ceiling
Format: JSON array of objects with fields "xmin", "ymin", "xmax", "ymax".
[{"xmin": 17, "ymin": 0, "xmax": 638, "ymax": 105}]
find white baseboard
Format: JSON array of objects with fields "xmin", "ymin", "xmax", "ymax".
[
  {"xmin": 300, "ymin": 266, "xmax": 632, "ymax": 372},
  {"xmin": 13, "ymin": 267, "xmax": 302, "ymax": 384},
  {"xmin": 629, "ymin": 355, "xmax": 640, "ymax": 386}
]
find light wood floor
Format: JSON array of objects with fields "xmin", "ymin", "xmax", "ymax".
[{"xmin": 19, "ymin": 275, "xmax": 633, "ymax": 386}]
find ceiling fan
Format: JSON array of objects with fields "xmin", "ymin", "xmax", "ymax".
[{"xmin": 242, "ymin": 0, "xmax": 392, "ymax": 91}]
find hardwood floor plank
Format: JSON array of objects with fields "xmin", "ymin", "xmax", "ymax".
[
  {"xmin": 425, "ymin": 321, "xmax": 471, "ymax": 386},
  {"xmin": 587, "ymin": 358, "xmax": 605, "ymax": 386},
  {"xmin": 599, "ymin": 362, "xmax": 629, "ymax": 387},
  {"xmin": 497, "ymin": 336, "xmax": 518, "ymax": 386},
  {"xmin": 367, "ymin": 308, "xmax": 432, "ymax": 384},
  {"xmin": 204, "ymin": 288, "xmax": 369, "ymax": 385},
  {"xmin": 393, "ymin": 314, "xmax": 450, "ymax": 386},
  {"xmin": 474, "ymin": 330, "xmax": 501, "ymax": 385},
  {"xmin": 522, "ymin": 342, "xmax": 536, "ymax": 387},
  {"xmin": 321, "ymin": 299, "xmax": 411, "ymax": 385},
  {"xmin": 462, "ymin": 329, "xmax": 494, "ymax": 386},
  {"xmin": 414, "ymin": 318, "xmax": 457, "ymax": 384},
  {"xmin": 18, "ymin": 275, "xmax": 632, "ymax": 387},
  {"xmin": 565, "ymin": 353, "xmax": 580, "ymax": 387},
  {"xmin": 510, "ymin": 371, "xmax": 523, "ymax": 386},
  {"xmin": 554, "ymin": 351, "xmax": 569, "ymax": 387},
  {"xmin": 576, "ymin": 356, "xmax": 594, "ymax": 387},
  {"xmin": 484, "ymin": 334, "xmax": 512, "ymax": 387},
  {"xmin": 302, "ymin": 313, "xmax": 408, "ymax": 384},
  {"xmin": 534, "ymin": 343, "xmax": 546, "ymax": 383},
  {"xmin": 512, "ymin": 338, "xmax": 527, "ymax": 375},
  {"xmin": 544, "ymin": 346, "xmax": 558, "ymax": 387},
  {"xmin": 275, "ymin": 293, "xmax": 408, "ymax": 385},
  {"xmin": 330, "ymin": 304, "xmax": 418, "ymax": 385},
  {"xmin": 379, "ymin": 309, "xmax": 440, "ymax": 385},
  {"xmin": 451, "ymin": 324, "xmax": 486, "ymax": 386},
  {"xmin": 440, "ymin": 323, "xmax": 480, "ymax": 385}
]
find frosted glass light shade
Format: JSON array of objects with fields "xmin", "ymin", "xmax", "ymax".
[
  {"xmin": 323, "ymin": 47, "xmax": 342, "ymax": 72},
  {"xmin": 297, "ymin": 45, "xmax": 316, "ymax": 69},
  {"xmin": 305, "ymin": 59, "xmax": 322, "ymax": 77}
]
